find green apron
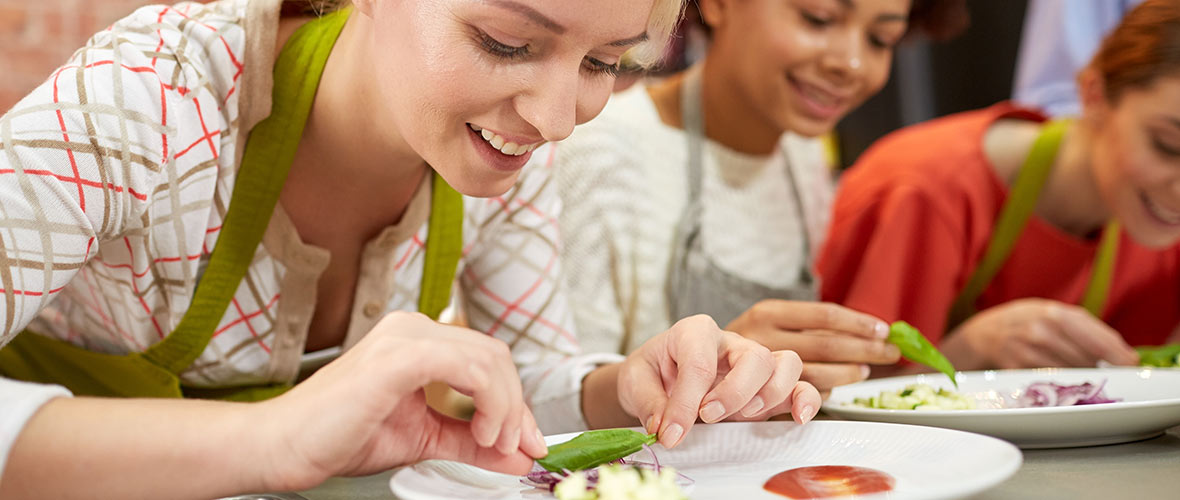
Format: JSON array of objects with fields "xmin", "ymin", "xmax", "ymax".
[
  {"xmin": 0, "ymin": 8, "xmax": 463, "ymax": 402},
  {"xmin": 946, "ymin": 119, "xmax": 1119, "ymax": 332}
]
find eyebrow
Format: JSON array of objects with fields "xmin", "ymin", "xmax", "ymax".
[
  {"xmin": 485, "ymin": 0, "xmax": 566, "ymax": 34},
  {"xmin": 483, "ymin": 0, "xmax": 648, "ymax": 46},
  {"xmin": 834, "ymin": 0, "xmax": 908, "ymax": 23}
]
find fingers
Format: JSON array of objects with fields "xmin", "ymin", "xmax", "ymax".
[
  {"xmin": 799, "ymin": 362, "xmax": 870, "ymax": 393},
  {"xmin": 735, "ymin": 350, "xmax": 804, "ymax": 419},
  {"xmin": 656, "ymin": 316, "xmax": 723, "ymax": 449},
  {"xmin": 756, "ymin": 330, "xmax": 901, "ymax": 364},
  {"xmin": 1052, "ymin": 306, "xmax": 1139, "ymax": 365},
  {"xmin": 698, "ymin": 340, "xmax": 775, "ymax": 423},
  {"xmin": 425, "ymin": 414, "xmax": 537, "ymax": 475},
  {"xmin": 740, "ymin": 300, "xmax": 889, "ymax": 339}
]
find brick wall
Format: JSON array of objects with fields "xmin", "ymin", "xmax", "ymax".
[{"xmin": 0, "ymin": 0, "xmax": 189, "ymax": 113}]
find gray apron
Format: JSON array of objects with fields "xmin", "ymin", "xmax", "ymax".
[{"xmin": 665, "ymin": 65, "xmax": 818, "ymax": 329}]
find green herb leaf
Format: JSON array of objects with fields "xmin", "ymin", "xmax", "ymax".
[
  {"xmin": 1137, "ymin": 344, "xmax": 1180, "ymax": 367},
  {"xmin": 888, "ymin": 321, "xmax": 958, "ymax": 388},
  {"xmin": 535, "ymin": 429, "xmax": 658, "ymax": 473}
]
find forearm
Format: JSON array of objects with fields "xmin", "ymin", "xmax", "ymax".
[
  {"xmin": 581, "ymin": 363, "xmax": 637, "ymax": 430},
  {"xmin": 0, "ymin": 397, "xmax": 277, "ymax": 500}
]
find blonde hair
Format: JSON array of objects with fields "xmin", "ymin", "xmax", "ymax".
[{"xmin": 627, "ymin": 0, "xmax": 688, "ymax": 68}]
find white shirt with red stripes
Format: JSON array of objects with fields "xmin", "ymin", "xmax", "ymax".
[{"xmin": 0, "ymin": 0, "xmax": 618, "ymax": 477}]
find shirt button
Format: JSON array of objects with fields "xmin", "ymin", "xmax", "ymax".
[{"xmin": 362, "ymin": 302, "xmax": 383, "ymax": 318}]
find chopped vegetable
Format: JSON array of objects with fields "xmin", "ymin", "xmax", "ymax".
[
  {"xmin": 1137, "ymin": 344, "xmax": 1180, "ymax": 368},
  {"xmin": 536, "ymin": 429, "xmax": 658, "ymax": 473},
  {"xmin": 523, "ymin": 442, "xmax": 694, "ymax": 498},
  {"xmin": 851, "ymin": 383, "xmax": 975, "ymax": 410},
  {"xmin": 888, "ymin": 321, "xmax": 958, "ymax": 387},
  {"xmin": 552, "ymin": 465, "xmax": 687, "ymax": 500},
  {"xmin": 1012, "ymin": 380, "xmax": 1120, "ymax": 407}
]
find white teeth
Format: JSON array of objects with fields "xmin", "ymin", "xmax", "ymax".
[
  {"xmin": 470, "ymin": 124, "xmax": 543, "ymax": 156},
  {"xmin": 1144, "ymin": 195, "xmax": 1180, "ymax": 224}
]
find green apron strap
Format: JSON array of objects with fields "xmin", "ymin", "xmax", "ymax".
[
  {"xmin": 947, "ymin": 119, "xmax": 1118, "ymax": 331},
  {"xmin": 1081, "ymin": 220, "xmax": 1120, "ymax": 317},
  {"xmin": 141, "ymin": 8, "xmax": 351, "ymax": 373},
  {"xmin": 419, "ymin": 173, "xmax": 463, "ymax": 320}
]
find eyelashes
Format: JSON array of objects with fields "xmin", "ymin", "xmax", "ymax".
[{"xmin": 474, "ymin": 29, "xmax": 620, "ymax": 77}]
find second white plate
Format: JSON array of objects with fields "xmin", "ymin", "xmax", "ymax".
[{"xmin": 823, "ymin": 367, "xmax": 1180, "ymax": 448}]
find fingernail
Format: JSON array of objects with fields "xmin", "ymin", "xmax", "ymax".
[
  {"xmin": 661, "ymin": 423, "xmax": 684, "ymax": 448},
  {"xmin": 740, "ymin": 396, "xmax": 765, "ymax": 418},
  {"xmin": 700, "ymin": 401, "xmax": 725, "ymax": 423},
  {"xmin": 535, "ymin": 429, "xmax": 547, "ymax": 452},
  {"xmin": 799, "ymin": 405, "xmax": 817, "ymax": 425},
  {"xmin": 875, "ymin": 321, "xmax": 890, "ymax": 339},
  {"xmin": 860, "ymin": 364, "xmax": 871, "ymax": 379}
]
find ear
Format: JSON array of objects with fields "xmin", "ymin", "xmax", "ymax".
[
  {"xmin": 698, "ymin": 0, "xmax": 729, "ymax": 29},
  {"xmin": 1077, "ymin": 66, "xmax": 1111, "ymax": 122}
]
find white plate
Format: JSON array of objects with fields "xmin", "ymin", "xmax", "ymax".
[
  {"xmin": 823, "ymin": 367, "xmax": 1180, "ymax": 448},
  {"xmin": 389, "ymin": 421, "xmax": 1020, "ymax": 500}
]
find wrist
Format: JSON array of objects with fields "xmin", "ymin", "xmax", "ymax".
[{"xmin": 581, "ymin": 363, "xmax": 634, "ymax": 429}]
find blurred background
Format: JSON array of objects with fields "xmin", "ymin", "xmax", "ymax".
[{"xmin": 0, "ymin": 0, "xmax": 1026, "ymax": 166}]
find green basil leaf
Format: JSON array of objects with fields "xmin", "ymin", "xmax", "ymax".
[
  {"xmin": 1137, "ymin": 344, "xmax": 1180, "ymax": 367},
  {"xmin": 535, "ymin": 429, "xmax": 658, "ymax": 472},
  {"xmin": 888, "ymin": 321, "xmax": 958, "ymax": 388}
]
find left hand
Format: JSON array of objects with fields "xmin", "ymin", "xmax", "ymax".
[{"xmin": 616, "ymin": 315, "xmax": 821, "ymax": 449}]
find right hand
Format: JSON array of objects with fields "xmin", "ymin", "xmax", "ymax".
[
  {"xmin": 943, "ymin": 298, "xmax": 1140, "ymax": 370},
  {"xmin": 725, "ymin": 300, "xmax": 900, "ymax": 393},
  {"xmin": 255, "ymin": 311, "xmax": 548, "ymax": 491}
]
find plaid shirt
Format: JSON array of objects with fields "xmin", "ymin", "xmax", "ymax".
[{"xmin": 0, "ymin": 0, "xmax": 617, "ymax": 475}]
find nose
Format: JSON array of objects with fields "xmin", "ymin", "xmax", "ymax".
[
  {"xmin": 819, "ymin": 28, "xmax": 865, "ymax": 83},
  {"xmin": 515, "ymin": 60, "xmax": 580, "ymax": 142}
]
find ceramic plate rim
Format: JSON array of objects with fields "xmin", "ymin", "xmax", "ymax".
[{"xmin": 823, "ymin": 367, "xmax": 1180, "ymax": 417}]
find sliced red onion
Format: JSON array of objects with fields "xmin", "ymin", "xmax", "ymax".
[{"xmin": 1012, "ymin": 379, "xmax": 1120, "ymax": 408}]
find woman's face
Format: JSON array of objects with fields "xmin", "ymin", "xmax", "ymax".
[
  {"xmin": 361, "ymin": 0, "xmax": 655, "ymax": 196},
  {"xmin": 708, "ymin": 0, "xmax": 910, "ymax": 137},
  {"xmin": 1091, "ymin": 76, "xmax": 1180, "ymax": 248}
]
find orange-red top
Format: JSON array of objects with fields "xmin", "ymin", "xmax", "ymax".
[{"xmin": 819, "ymin": 103, "xmax": 1180, "ymax": 346}]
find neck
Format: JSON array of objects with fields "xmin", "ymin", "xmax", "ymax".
[
  {"xmin": 699, "ymin": 56, "xmax": 782, "ymax": 156},
  {"xmin": 1038, "ymin": 121, "xmax": 1111, "ymax": 238},
  {"xmin": 297, "ymin": 13, "xmax": 428, "ymax": 213}
]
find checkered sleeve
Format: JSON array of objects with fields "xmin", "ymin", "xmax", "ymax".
[
  {"xmin": 460, "ymin": 157, "xmax": 623, "ymax": 434},
  {"xmin": 0, "ymin": 3, "xmax": 240, "ymax": 346},
  {"xmin": 0, "ymin": 2, "xmax": 242, "ymax": 477}
]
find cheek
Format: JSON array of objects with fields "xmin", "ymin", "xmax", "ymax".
[{"xmin": 575, "ymin": 83, "xmax": 614, "ymax": 125}]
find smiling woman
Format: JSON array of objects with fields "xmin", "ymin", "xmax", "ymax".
[
  {"xmin": 820, "ymin": 0, "xmax": 1180, "ymax": 374},
  {"xmin": 0, "ymin": 0, "xmax": 823, "ymax": 498}
]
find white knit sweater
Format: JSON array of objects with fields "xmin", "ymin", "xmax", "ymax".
[{"xmin": 547, "ymin": 84, "xmax": 834, "ymax": 355}]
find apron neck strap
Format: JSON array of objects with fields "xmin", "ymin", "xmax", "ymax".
[{"xmin": 947, "ymin": 119, "xmax": 1119, "ymax": 332}]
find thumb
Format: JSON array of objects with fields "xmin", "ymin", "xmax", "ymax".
[{"xmin": 423, "ymin": 415, "xmax": 536, "ymax": 475}]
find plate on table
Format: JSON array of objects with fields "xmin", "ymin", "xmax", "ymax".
[
  {"xmin": 389, "ymin": 420, "xmax": 1020, "ymax": 500},
  {"xmin": 823, "ymin": 367, "xmax": 1180, "ymax": 448}
]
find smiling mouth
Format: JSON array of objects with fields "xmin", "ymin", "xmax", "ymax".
[
  {"xmin": 788, "ymin": 76, "xmax": 848, "ymax": 113},
  {"xmin": 1140, "ymin": 191, "xmax": 1180, "ymax": 226},
  {"xmin": 468, "ymin": 124, "xmax": 543, "ymax": 157}
]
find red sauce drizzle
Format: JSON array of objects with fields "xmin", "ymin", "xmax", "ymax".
[{"xmin": 764, "ymin": 465, "xmax": 895, "ymax": 499}]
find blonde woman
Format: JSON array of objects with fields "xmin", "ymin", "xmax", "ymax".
[{"xmin": 0, "ymin": 0, "xmax": 821, "ymax": 498}]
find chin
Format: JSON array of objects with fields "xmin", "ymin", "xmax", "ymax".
[{"xmin": 444, "ymin": 170, "xmax": 520, "ymax": 199}]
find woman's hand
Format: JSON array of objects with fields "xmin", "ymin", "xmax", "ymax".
[
  {"xmin": 725, "ymin": 300, "xmax": 899, "ymax": 393},
  {"xmin": 258, "ymin": 311, "xmax": 548, "ymax": 491},
  {"xmin": 615, "ymin": 315, "xmax": 821, "ymax": 449},
  {"xmin": 942, "ymin": 299, "xmax": 1140, "ymax": 370}
]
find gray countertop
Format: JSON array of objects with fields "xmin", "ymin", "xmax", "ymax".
[{"xmin": 297, "ymin": 426, "xmax": 1180, "ymax": 500}]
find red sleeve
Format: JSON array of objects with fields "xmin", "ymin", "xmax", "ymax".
[{"xmin": 819, "ymin": 184, "xmax": 966, "ymax": 344}]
